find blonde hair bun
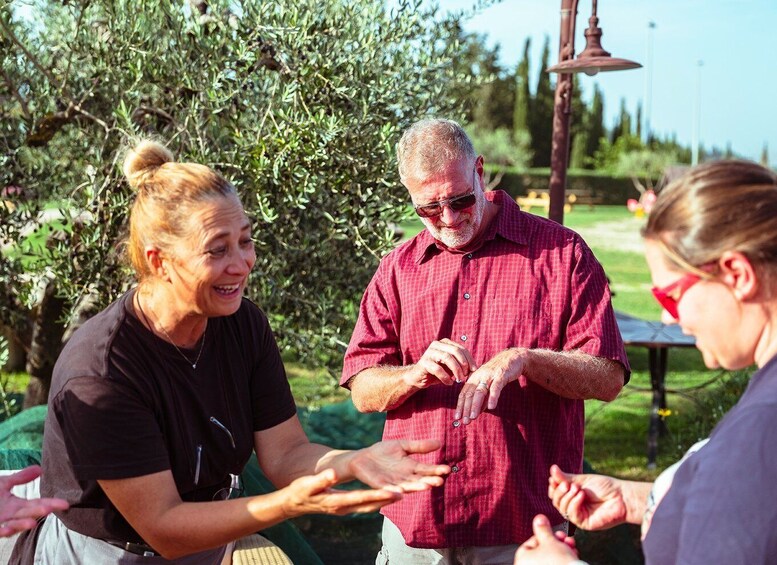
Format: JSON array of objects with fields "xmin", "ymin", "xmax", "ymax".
[{"xmin": 123, "ymin": 140, "xmax": 174, "ymax": 189}]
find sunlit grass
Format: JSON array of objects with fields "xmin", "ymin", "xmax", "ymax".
[{"xmin": 285, "ymin": 362, "xmax": 349, "ymax": 408}]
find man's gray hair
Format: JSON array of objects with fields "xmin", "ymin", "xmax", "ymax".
[{"xmin": 397, "ymin": 119, "xmax": 476, "ymax": 181}]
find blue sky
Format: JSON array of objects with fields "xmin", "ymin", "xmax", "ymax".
[{"xmin": 435, "ymin": 0, "xmax": 777, "ymax": 165}]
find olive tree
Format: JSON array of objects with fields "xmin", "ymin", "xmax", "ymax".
[{"xmin": 0, "ymin": 0, "xmax": 472, "ymax": 403}]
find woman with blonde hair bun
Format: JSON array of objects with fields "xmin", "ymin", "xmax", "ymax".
[
  {"xmin": 11, "ymin": 140, "xmax": 449, "ymax": 564},
  {"xmin": 516, "ymin": 160, "xmax": 777, "ymax": 565}
]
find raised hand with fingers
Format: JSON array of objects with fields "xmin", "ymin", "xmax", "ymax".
[
  {"xmin": 547, "ymin": 464, "xmax": 629, "ymax": 531},
  {"xmin": 407, "ymin": 338, "xmax": 476, "ymax": 388},
  {"xmin": 0, "ymin": 465, "xmax": 69, "ymax": 538},
  {"xmin": 514, "ymin": 514, "xmax": 579, "ymax": 565},
  {"xmin": 276, "ymin": 469, "xmax": 403, "ymax": 517},
  {"xmin": 348, "ymin": 439, "xmax": 451, "ymax": 493},
  {"xmin": 455, "ymin": 347, "xmax": 527, "ymax": 424}
]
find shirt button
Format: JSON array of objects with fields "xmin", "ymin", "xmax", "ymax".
[
  {"xmin": 461, "ymin": 335, "xmax": 467, "ymax": 342},
  {"xmin": 466, "ymin": 253, "xmax": 473, "ymax": 259},
  {"xmin": 451, "ymin": 465, "xmax": 459, "ymax": 473},
  {"xmin": 463, "ymin": 293, "xmax": 470, "ymax": 300},
  {"xmin": 453, "ymin": 420, "xmax": 461, "ymax": 428}
]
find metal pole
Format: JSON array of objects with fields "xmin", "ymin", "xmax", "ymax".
[
  {"xmin": 548, "ymin": 0, "xmax": 577, "ymax": 225},
  {"xmin": 643, "ymin": 21, "xmax": 655, "ymax": 144},
  {"xmin": 691, "ymin": 60, "xmax": 703, "ymax": 165}
]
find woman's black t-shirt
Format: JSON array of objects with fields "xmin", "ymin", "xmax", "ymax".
[{"xmin": 40, "ymin": 290, "xmax": 296, "ymax": 544}]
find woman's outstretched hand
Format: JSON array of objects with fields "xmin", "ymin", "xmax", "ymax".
[
  {"xmin": 277, "ymin": 468, "xmax": 405, "ymax": 517},
  {"xmin": 548, "ymin": 464, "xmax": 628, "ymax": 531},
  {"xmin": 348, "ymin": 439, "xmax": 451, "ymax": 492}
]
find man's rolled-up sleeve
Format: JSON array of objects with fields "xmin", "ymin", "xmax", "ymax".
[
  {"xmin": 341, "ymin": 261, "xmax": 401, "ymax": 387},
  {"xmin": 564, "ymin": 236, "xmax": 631, "ymax": 382}
]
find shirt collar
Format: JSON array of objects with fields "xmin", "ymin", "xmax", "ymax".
[{"xmin": 414, "ymin": 190, "xmax": 529, "ymax": 264}]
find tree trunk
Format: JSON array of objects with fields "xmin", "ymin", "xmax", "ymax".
[{"xmin": 23, "ymin": 281, "xmax": 67, "ymax": 407}]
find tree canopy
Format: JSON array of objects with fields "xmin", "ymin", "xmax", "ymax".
[{"xmin": 0, "ymin": 0, "xmax": 472, "ymax": 399}]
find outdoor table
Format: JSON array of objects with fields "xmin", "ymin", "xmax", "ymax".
[{"xmin": 614, "ymin": 311, "xmax": 696, "ymax": 468}]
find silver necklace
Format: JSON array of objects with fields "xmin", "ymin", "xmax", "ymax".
[{"xmin": 136, "ymin": 294, "xmax": 206, "ymax": 370}]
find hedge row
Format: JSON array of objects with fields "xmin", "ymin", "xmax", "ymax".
[{"xmin": 490, "ymin": 167, "xmax": 645, "ymax": 205}]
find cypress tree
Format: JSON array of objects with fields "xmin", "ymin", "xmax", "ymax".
[
  {"xmin": 585, "ymin": 84, "xmax": 606, "ymax": 165},
  {"xmin": 568, "ymin": 74, "xmax": 586, "ymax": 168},
  {"xmin": 635, "ymin": 102, "xmax": 643, "ymax": 141},
  {"xmin": 529, "ymin": 36, "xmax": 555, "ymax": 167},
  {"xmin": 513, "ymin": 38, "xmax": 532, "ymax": 144},
  {"xmin": 611, "ymin": 98, "xmax": 632, "ymax": 144}
]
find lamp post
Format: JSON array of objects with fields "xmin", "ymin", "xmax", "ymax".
[
  {"xmin": 546, "ymin": 0, "xmax": 641, "ymax": 225},
  {"xmin": 691, "ymin": 60, "xmax": 703, "ymax": 165},
  {"xmin": 644, "ymin": 21, "xmax": 656, "ymax": 144}
]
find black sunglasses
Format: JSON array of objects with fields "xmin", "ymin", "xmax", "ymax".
[{"xmin": 414, "ymin": 168, "xmax": 479, "ymax": 218}]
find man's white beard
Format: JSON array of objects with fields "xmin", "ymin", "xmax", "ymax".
[{"xmin": 422, "ymin": 192, "xmax": 485, "ymax": 249}]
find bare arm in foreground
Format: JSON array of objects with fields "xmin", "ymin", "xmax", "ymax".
[{"xmin": 99, "ymin": 415, "xmax": 449, "ymax": 559}]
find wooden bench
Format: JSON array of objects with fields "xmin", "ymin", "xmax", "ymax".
[{"xmin": 516, "ymin": 191, "xmax": 575, "ymax": 214}]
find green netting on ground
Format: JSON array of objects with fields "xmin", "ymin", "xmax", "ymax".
[
  {"xmin": 298, "ymin": 400, "xmax": 385, "ymax": 449},
  {"xmin": 0, "ymin": 404, "xmax": 47, "ymax": 451},
  {"xmin": 0, "ymin": 449, "xmax": 41, "ymax": 470}
]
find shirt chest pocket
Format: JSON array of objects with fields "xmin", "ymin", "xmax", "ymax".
[
  {"xmin": 488, "ymin": 273, "xmax": 559, "ymax": 350},
  {"xmin": 508, "ymin": 314, "xmax": 555, "ymax": 349}
]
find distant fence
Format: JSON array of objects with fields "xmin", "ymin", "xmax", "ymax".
[{"xmin": 490, "ymin": 167, "xmax": 647, "ymax": 206}]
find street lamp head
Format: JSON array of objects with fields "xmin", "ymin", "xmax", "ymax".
[{"xmin": 547, "ymin": 15, "xmax": 641, "ymax": 75}]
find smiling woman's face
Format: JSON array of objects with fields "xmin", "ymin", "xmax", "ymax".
[{"xmin": 161, "ymin": 194, "xmax": 256, "ymax": 319}]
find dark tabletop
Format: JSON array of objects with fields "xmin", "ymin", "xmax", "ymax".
[{"xmin": 615, "ymin": 311, "xmax": 696, "ymax": 349}]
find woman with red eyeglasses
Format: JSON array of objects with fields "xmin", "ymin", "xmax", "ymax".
[{"xmin": 515, "ymin": 160, "xmax": 777, "ymax": 565}]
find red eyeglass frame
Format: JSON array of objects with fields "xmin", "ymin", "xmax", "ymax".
[{"xmin": 651, "ymin": 272, "xmax": 704, "ymax": 320}]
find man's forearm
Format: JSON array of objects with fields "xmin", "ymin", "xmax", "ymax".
[
  {"xmin": 348, "ymin": 366, "xmax": 420, "ymax": 413},
  {"xmin": 523, "ymin": 349, "xmax": 624, "ymax": 401}
]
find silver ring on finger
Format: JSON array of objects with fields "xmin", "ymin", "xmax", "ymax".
[{"xmin": 476, "ymin": 380, "xmax": 489, "ymax": 390}]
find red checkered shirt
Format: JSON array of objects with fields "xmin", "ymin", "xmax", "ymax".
[{"xmin": 341, "ymin": 190, "xmax": 629, "ymax": 548}]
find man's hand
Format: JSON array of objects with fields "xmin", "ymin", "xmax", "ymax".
[
  {"xmin": 406, "ymin": 338, "xmax": 476, "ymax": 388},
  {"xmin": 348, "ymin": 439, "xmax": 451, "ymax": 493},
  {"xmin": 548, "ymin": 464, "xmax": 628, "ymax": 531},
  {"xmin": 514, "ymin": 514, "xmax": 579, "ymax": 565},
  {"xmin": 454, "ymin": 348, "xmax": 526, "ymax": 424}
]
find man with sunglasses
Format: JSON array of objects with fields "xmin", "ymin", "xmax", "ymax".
[{"xmin": 341, "ymin": 119, "xmax": 629, "ymax": 564}]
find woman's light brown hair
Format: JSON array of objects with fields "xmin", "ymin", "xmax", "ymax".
[
  {"xmin": 124, "ymin": 140, "xmax": 237, "ymax": 281},
  {"xmin": 643, "ymin": 160, "xmax": 777, "ymax": 274}
]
